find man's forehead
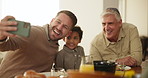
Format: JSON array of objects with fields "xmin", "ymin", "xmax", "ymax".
[
  {"xmin": 102, "ymin": 15, "xmax": 117, "ymax": 21},
  {"xmin": 55, "ymin": 14, "xmax": 73, "ymax": 28}
]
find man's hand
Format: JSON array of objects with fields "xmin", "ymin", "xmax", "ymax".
[
  {"xmin": 0, "ymin": 16, "xmax": 18, "ymax": 40},
  {"xmin": 116, "ymin": 56, "xmax": 137, "ymax": 66}
]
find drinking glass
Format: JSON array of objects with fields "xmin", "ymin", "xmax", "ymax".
[
  {"xmin": 79, "ymin": 55, "xmax": 94, "ymax": 72},
  {"xmin": 50, "ymin": 63, "xmax": 67, "ymax": 77},
  {"xmin": 115, "ymin": 62, "xmax": 125, "ymax": 78},
  {"xmin": 121, "ymin": 62, "xmax": 125, "ymax": 78}
]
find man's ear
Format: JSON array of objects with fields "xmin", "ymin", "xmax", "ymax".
[
  {"xmin": 63, "ymin": 37, "xmax": 65, "ymax": 41},
  {"xmin": 79, "ymin": 40, "xmax": 81, "ymax": 43},
  {"xmin": 50, "ymin": 18, "xmax": 55, "ymax": 24},
  {"xmin": 119, "ymin": 19, "xmax": 122, "ymax": 27}
]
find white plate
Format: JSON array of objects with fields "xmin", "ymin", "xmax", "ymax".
[
  {"xmin": 40, "ymin": 72, "xmax": 51, "ymax": 77},
  {"xmin": 116, "ymin": 65, "xmax": 131, "ymax": 71},
  {"xmin": 124, "ymin": 66, "xmax": 131, "ymax": 70},
  {"xmin": 41, "ymin": 72, "xmax": 68, "ymax": 77}
]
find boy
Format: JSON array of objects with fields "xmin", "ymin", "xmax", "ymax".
[{"xmin": 55, "ymin": 26, "xmax": 85, "ymax": 71}]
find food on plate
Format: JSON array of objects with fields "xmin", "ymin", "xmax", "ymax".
[
  {"xmin": 116, "ymin": 65, "xmax": 125, "ymax": 71},
  {"xmin": 116, "ymin": 65, "xmax": 131, "ymax": 71}
]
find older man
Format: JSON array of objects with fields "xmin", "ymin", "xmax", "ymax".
[{"xmin": 90, "ymin": 8, "xmax": 142, "ymax": 66}]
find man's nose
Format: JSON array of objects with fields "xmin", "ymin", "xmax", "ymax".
[
  {"xmin": 57, "ymin": 24, "xmax": 63, "ymax": 30},
  {"xmin": 105, "ymin": 24, "xmax": 109, "ymax": 29}
]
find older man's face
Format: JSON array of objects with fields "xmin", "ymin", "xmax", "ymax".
[{"xmin": 102, "ymin": 14, "xmax": 122, "ymax": 42}]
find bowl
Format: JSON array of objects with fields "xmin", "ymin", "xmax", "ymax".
[{"xmin": 93, "ymin": 60, "xmax": 117, "ymax": 73}]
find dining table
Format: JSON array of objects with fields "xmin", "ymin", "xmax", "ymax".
[
  {"xmin": 130, "ymin": 66, "xmax": 142, "ymax": 74},
  {"xmin": 129, "ymin": 66, "xmax": 142, "ymax": 78},
  {"xmin": 45, "ymin": 66, "xmax": 143, "ymax": 78}
]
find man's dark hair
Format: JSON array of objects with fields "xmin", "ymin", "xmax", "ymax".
[
  {"xmin": 56, "ymin": 10, "xmax": 77, "ymax": 27},
  {"xmin": 71, "ymin": 26, "xmax": 83, "ymax": 40}
]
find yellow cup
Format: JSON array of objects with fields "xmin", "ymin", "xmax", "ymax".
[
  {"xmin": 79, "ymin": 55, "xmax": 94, "ymax": 73},
  {"xmin": 79, "ymin": 64, "xmax": 94, "ymax": 72},
  {"xmin": 115, "ymin": 70, "xmax": 135, "ymax": 78},
  {"xmin": 124, "ymin": 70, "xmax": 135, "ymax": 78}
]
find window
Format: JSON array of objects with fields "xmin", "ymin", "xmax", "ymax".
[{"xmin": 1, "ymin": 0, "xmax": 59, "ymax": 26}]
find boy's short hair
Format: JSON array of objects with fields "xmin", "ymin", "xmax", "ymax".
[{"xmin": 71, "ymin": 26, "xmax": 83, "ymax": 40}]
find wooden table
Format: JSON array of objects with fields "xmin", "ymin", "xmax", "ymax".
[
  {"xmin": 47, "ymin": 66, "xmax": 143, "ymax": 78},
  {"xmin": 130, "ymin": 66, "xmax": 142, "ymax": 74},
  {"xmin": 67, "ymin": 70, "xmax": 122, "ymax": 78},
  {"xmin": 115, "ymin": 66, "xmax": 142, "ymax": 78}
]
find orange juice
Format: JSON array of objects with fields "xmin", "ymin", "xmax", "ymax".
[
  {"xmin": 115, "ymin": 70, "xmax": 135, "ymax": 78},
  {"xmin": 115, "ymin": 71, "xmax": 125, "ymax": 77},
  {"xmin": 124, "ymin": 70, "xmax": 135, "ymax": 78},
  {"xmin": 79, "ymin": 64, "xmax": 94, "ymax": 72}
]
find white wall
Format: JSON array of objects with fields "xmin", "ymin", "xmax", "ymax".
[
  {"xmin": 0, "ymin": 0, "xmax": 2, "ymax": 18},
  {"xmin": 103, "ymin": 0, "xmax": 119, "ymax": 10},
  {"xmin": 125, "ymin": 0, "xmax": 148, "ymax": 36},
  {"xmin": 59, "ymin": 0, "xmax": 103, "ymax": 55},
  {"xmin": 0, "ymin": 0, "xmax": 59, "ymax": 26}
]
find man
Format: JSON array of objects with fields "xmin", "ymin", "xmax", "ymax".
[
  {"xmin": 0, "ymin": 10, "xmax": 77, "ymax": 78},
  {"xmin": 90, "ymin": 8, "xmax": 142, "ymax": 66}
]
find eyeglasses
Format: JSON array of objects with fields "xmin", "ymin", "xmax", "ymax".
[{"xmin": 106, "ymin": 8, "xmax": 121, "ymax": 16}]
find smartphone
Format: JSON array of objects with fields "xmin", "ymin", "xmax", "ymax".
[{"xmin": 8, "ymin": 19, "xmax": 31, "ymax": 37}]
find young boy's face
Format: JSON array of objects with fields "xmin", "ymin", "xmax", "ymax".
[{"xmin": 63, "ymin": 31, "xmax": 81, "ymax": 49}]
